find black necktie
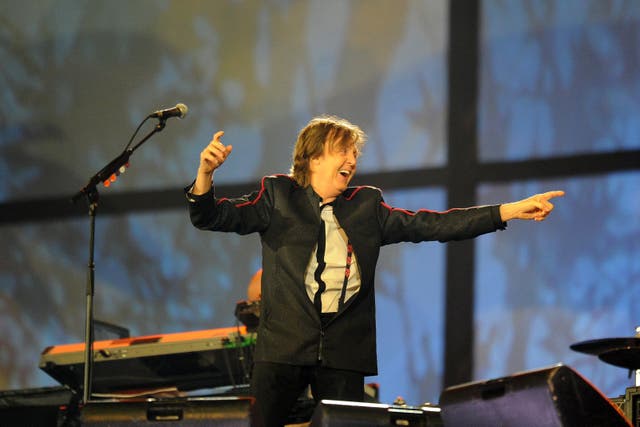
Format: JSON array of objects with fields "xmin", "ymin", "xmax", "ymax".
[{"xmin": 313, "ymin": 216, "xmax": 327, "ymax": 314}]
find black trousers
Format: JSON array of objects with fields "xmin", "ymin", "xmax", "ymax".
[{"xmin": 251, "ymin": 361, "xmax": 364, "ymax": 427}]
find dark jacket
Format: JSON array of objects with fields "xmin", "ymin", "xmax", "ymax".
[{"xmin": 187, "ymin": 174, "xmax": 505, "ymax": 375}]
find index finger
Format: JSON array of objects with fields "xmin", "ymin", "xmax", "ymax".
[
  {"xmin": 212, "ymin": 130, "xmax": 225, "ymax": 143},
  {"xmin": 541, "ymin": 190, "xmax": 565, "ymax": 200}
]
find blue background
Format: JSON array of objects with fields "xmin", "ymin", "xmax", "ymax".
[{"xmin": 1, "ymin": 0, "xmax": 638, "ymax": 406}]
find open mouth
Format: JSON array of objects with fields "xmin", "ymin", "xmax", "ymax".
[{"xmin": 339, "ymin": 170, "xmax": 351, "ymax": 178}]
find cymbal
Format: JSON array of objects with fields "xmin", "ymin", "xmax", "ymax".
[{"xmin": 570, "ymin": 338, "xmax": 640, "ymax": 370}]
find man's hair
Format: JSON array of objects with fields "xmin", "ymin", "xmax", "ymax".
[{"xmin": 290, "ymin": 115, "xmax": 367, "ymax": 187}]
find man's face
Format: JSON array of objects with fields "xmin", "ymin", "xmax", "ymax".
[{"xmin": 309, "ymin": 137, "xmax": 358, "ymax": 202}]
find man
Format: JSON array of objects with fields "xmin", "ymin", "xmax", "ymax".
[{"xmin": 185, "ymin": 115, "xmax": 564, "ymax": 427}]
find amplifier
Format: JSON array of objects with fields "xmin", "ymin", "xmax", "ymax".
[
  {"xmin": 0, "ymin": 386, "xmax": 74, "ymax": 427},
  {"xmin": 612, "ymin": 386, "xmax": 640, "ymax": 427},
  {"xmin": 80, "ymin": 396, "xmax": 260, "ymax": 426}
]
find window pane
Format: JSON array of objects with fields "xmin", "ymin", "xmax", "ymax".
[
  {"xmin": 375, "ymin": 186, "xmax": 446, "ymax": 405},
  {"xmin": 2, "ymin": 186, "xmax": 448, "ymax": 405},
  {"xmin": 0, "ymin": 211, "xmax": 261, "ymax": 390},
  {"xmin": 0, "ymin": 0, "xmax": 447, "ymax": 202},
  {"xmin": 479, "ymin": 0, "xmax": 640, "ymax": 161},
  {"xmin": 475, "ymin": 172, "xmax": 640, "ymax": 398}
]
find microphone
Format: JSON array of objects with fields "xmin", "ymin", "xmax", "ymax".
[{"xmin": 149, "ymin": 103, "xmax": 188, "ymax": 120}]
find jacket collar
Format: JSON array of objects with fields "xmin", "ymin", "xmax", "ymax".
[{"xmin": 304, "ymin": 184, "xmax": 344, "ymax": 213}]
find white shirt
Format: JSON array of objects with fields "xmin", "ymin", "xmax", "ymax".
[{"xmin": 304, "ymin": 205, "xmax": 361, "ymax": 313}]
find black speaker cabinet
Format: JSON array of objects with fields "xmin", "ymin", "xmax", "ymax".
[
  {"xmin": 439, "ymin": 364, "xmax": 631, "ymax": 427},
  {"xmin": 0, "ymin": 385, "xmax": 74, "ymax": 427},
  {"xmin": 0, "ymin": 405, "xmax": 62, "ymax": 427},
  {"xmin": 80, "ymin": 396, "xmax": 261, "ymax": 426},
  {"xmin": 310, "ymin": 399, "xmax": 443, "ymax": 426}
]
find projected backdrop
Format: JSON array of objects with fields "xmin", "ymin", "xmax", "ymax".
[{"xmin": 1, "ymin": 0, "xmax": 638, "ymax": 406}]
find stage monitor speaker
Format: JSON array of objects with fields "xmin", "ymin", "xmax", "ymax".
[
  {"xmin": 80, "ymin": 396, "xmax": 261, "ymax": 426},
  {"xmin": 439, "ymin": 364, "xmax": 631, "ymax": 427},
  {"xmin": 309, "ymin": 399, "xmax": 443, "ymax": 426}
]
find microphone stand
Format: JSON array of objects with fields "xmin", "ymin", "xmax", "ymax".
[{"xmin": 71, "ymin": 118, "xmax": 167, "ymax": 405}]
